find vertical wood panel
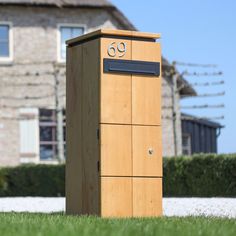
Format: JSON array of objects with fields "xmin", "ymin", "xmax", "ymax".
[
  {"xmin": 212, "ymin": 128, "xmax": 216, "ymax": 153},
  {"xmin": 100, "ymin": 124, "xmax": 132, "ymax": 176},
  {"xmin": 206, "ymin": 127, "xmax": 210, "ymax": 153},
  {"xmin": 82, "ymin": 39, "xmax": 100, "ymax": 215},
  {"xmin": 182, "ymin": 119, "xmax": 219, "ymax": 154},
  {"xmin": 194, "ymin": 123, "xmax": 199, "ymax": 153},
  {"xmin": 132, "ymin": 78, "xmax": 161, "ymax": 125},
  {"xmin": 101, "ymin": 177, "xmax": 132, "ymax": 217},
  {"xmin": 212, "ymin": 128, "xmax": 217, "ymax": 153},
  {"xmin": 133, "ymin": 178, "xmax": 162, "ymax": 217},
  {"xmin": 100, "ymin": 38, "xmax": 132, "ymax": 124},
  {"xmin": 133, "ymin": 126, "xmax": 162, "ymax": 177},
  {"xmin": 132, "ymin": 41, "xmax": 161, "ymax": 125},
  {"xmin": 66, "ymin": 45, "xmax": 83, "ymax": 215}
]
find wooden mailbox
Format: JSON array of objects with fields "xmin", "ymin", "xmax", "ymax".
[{"xmin": 66, "ymin": 29, "xmax": 162, "ymax": 217}]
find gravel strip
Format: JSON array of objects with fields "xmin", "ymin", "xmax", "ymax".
[
  {"xmin": 0, "ymin": 197, "xmax": 65, "ymax": 213},
  {"xmin": 163, "ymin": 198, "xmax": 236, "ymax": 218},
  {"xmin": 0, "ymin": 197, "xmax": 235, "ymax": 218}
]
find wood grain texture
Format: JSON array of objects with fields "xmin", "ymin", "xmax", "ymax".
[
  {"xmin": 66, "ymin": 39, "xmax": 101, "ymax": 216},
  {"xmin": 133, "ymin": 178, "xmax": 162, "ymax": 217},
  {"xmin": 132, "ymin": 41, "xmax": 162, "ymax": 125},
  {"xmin": 132, "ymin": 126, "xmax": 162, "ymax": 177},
  {"xmin": 100, "ymin": 74, "xmax": 131, "ymax": 124},
  {"xmin": 67, "ymin": 30, "xmax": 162, "ymax": 218},
  {"xmin": 132, "ymin": 41, "xmax": 161, "ymax": 62},
  {"xmin": 81, "ymin": 39, "xmax": 100, "ymax": 215},
  {"xmin": 101, "ymin": 177, "xmax": 132, "ymax": 217},
  {"xmin": 100, "ymin": 124, "xmax": 132, "ymax": 176},
  {"xmin": 66, "ymin": 45, "xmax": 83, "ymax": 215},
  {"xmin": 100, "ymin": 38, "xmax": 132, "ymax": 124},
  {"xmin": 66, "ymin": 29, "xmax": 161, "ymax": 46}
]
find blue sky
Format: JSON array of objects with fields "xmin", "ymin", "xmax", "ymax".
[{"xmin": 111, "ymin": 0, "xmax": 236, "ymax": 153}]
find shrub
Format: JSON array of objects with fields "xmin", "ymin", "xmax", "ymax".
[
  {"xmin": 163, "ymin": 154, "xmax": 236, "ymax": 197},
  {"xmin": 0, "ymin": 164, "xmax": 65, "ymax": 197},
  {"xmin": 0, "ymin": 154, "xmax": 235, "ymax": 197}
]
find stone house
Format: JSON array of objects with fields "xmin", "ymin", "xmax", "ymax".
[{"xmin": 0, "ymin": 0, "xmax": 196, "ymax": 166}]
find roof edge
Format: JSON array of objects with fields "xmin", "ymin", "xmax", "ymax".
[
  {"xmin": 161, "ymin": 57, "xmax": 197, "ymax": 96},
  {"xmin": 66, "ymin": 28, "xmax": 160, "ymax": 45},
  {"xmin": 0, "ymin": 2, "xmax": 136, "ymax": 31},
  {"xmin": 181, "ymin": 113, "xmax": 224, "ymax": 128},
  {"xmin": 107, "ymin": 6, "xmax": 136, "ymax": 31},
  {"xmin": 0, "ymin": 3, "xmax": 112, "ymax": 8}
]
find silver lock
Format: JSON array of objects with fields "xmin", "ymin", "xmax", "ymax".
[{"xmin": 148, "ymin": 148, "xmax": 154, "ymax": 156}]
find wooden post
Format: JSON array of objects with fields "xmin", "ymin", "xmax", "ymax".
[{"xmin": 66, "ymin": 29, "xmax": 162, "ymax": 217}]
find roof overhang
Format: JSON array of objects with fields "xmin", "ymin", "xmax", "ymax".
[
  {"xmin": 0, "ymin": 0, "xmax": 195, "ymax": 96},
  {"xmin": 181, "ymin": 113, "xmax": 224, "ymax": 128},
  {"xmin": 162, "ymin": 58, "xmax": 197, "ymax": 96},
  {"xmin": 0, "ymin": 1, "xmax": 136, "ymax": 30}
]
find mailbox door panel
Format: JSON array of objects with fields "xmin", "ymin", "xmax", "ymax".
[
  {"xmin": 101, "ymin": 177, "xmax": 132, "ymax": 217},
  {"xmin": 131, "ymin": 41, "xmax": 161, "ymax": 125},
  {"xmin": 100, "ymin": 124, "xmax": 132, "ymax": 176},
  {"xmin": 100, "ymin": 38, "xmax": 132, "ymax": 124},
  {"xmin": 132, "ymin": 126, "xmax": 162, "ymax": 177},
  {"xmin": 132, "ymin": 41, "xmax": 161, "ymax": 62},
  {"xmin": 133, "ymin": 177, "xmax": 162, "ymax": 217}
]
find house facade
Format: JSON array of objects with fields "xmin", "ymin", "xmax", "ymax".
[
  {"xmin": 0, "ymin": 0, "xmax": 194, "ymax": 166},
  {"xmin": 181, "ymin": 113, "xmax": 223, "ymax": 155}
]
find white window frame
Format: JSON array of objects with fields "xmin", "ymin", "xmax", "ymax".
[
  {"xmin": 19, "ymin": 108, "xmax": 40, "ymax": 164},
  {"xmin": 57, "ymin": 23, "xmax": 86, "ymax": 63},
  {"xmin": 182, "ymin": 133, "xmax": 192, "ymax": 155},
  {"xmin": 0, "ymin": 22, "xmax": 13, "ymax": 63},
  {"xmin": 39, "ymin": 108, "xmax": 66, "ymax": 163}
]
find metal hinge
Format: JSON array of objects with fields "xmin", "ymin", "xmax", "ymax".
[
  {"xmin": 97, "ymin": 128, "xmax": 100, "ymax": 140},
  {"xmin": 97, "ymin": 161, "xmax": 100, "ymax": 172}
]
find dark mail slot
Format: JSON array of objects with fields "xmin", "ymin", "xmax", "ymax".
[{"xmin": 103, "ymin": 59, "xmax": 160, "ymax": 76}]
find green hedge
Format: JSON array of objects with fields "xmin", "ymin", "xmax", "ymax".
[
  {"xmin": 0, "ymin": 164, "xmax": 65, "ymax": 197},
  {"xmin": 163, "ymin": 154, "xmax": 236, "ymax": 197},
  {"xmin": 0, "ymin": 154, "xmax": 235, "ymax": 197}
]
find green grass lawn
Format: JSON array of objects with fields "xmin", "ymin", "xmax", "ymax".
[{"xmin": 0, "ymin": 213, "xmax": 235, "ymax": 236}]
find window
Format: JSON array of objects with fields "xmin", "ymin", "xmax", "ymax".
[
  {"xmin": 58, "ymin": 25, "xmax": 85, "ymax": 61},
  {"xmin": 19, "ymin": 108, "xmax": 39, "ymax": 163},
  {"xmin": 39, "ymin": 109, "xmax": 66, "ymax": 160},
  {"xmin": 182, "ymin": 133, "xmax": 192, "ymax": 155},
  {"xmin": 0, "ymin": 23, "xmax": 12, "ymax": 60}
]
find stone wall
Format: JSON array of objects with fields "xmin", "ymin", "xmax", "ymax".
[
  {"xmin": 161, "ymin": 76, "xmax": 182, "ymax": 157},
  {"xmin": 0, "ymin": 6, "xmax": 182, "ymax": 166}
]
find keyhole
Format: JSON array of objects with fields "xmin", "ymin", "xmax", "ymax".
[{"xmin": 148, "ymin": 148, "xmax": 154, "ymax": 156}]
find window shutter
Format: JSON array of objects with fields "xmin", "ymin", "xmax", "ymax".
[{"xmin": 19, "ymin": 108, "xmax": 39, "ymax": 163}]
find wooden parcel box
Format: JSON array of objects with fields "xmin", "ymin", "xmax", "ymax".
[{"xmin": 66, "ymin": 29, "xmax": 162, "ymax": 217}]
